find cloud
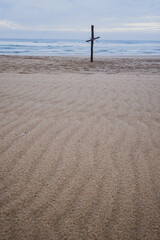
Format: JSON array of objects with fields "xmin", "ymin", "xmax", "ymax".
[
  {"xmin": 100, "ymin": 18, "xmax": 116, "ymax": 22},
  {"xmin": 124, "ymin": 22, "xmax": 160, "ymax": 31},
  {"xmin": 96, "ymin": 22, "xmax": 160, "ymax": 33},
  {"xmin": 0, "ymin": 20, "xmax": 21, "ymax": 29},
  {"xmin": 0, "ymin": 19, "xmax": 160, "ymax": 34},
  {"xmin": 35, "ymin": 25, "xmax": 76, "ymax": 32},
  {"xmin": 141, "ymin": 16, "xmax": 160, "ymax": 20},
  {"xmin": 0, "ymin": 20, "xmax": 85, "ymax": 32}
]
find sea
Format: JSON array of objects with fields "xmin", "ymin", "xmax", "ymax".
[{"xmin": 0, "ymin": 38, "xmax": 160, "ymax": 56}]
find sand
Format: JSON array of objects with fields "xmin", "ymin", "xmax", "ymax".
[{"xmin": 0, "ymin": 56, "xmax": 160, "ymax": 240}]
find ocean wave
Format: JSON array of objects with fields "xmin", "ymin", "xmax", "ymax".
[{"xmin": 0, "ymin": 39, "xmax": 160, "ymax": 56}]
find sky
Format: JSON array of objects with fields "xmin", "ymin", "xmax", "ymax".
[{"xmin": 0, "ymin": 0, "xmax": 160, "ymax": 40}]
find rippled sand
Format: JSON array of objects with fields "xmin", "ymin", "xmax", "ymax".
[{"xmin": 0, "ymin": 56, "xmax": 160, "ymax": 239}]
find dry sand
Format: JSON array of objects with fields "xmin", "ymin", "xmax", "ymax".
[{"xmin": 0, "ymin": 56, "xmax": 160, "ymax": 240}]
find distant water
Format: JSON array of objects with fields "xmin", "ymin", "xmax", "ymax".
[{"xmin": 0, "ymin": 38, "xmax": 160, "ymax": 56}]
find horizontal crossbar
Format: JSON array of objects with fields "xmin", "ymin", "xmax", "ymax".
[{"xmin": 86, "ymin": 36, "xmax": 100, "ymax": 42}]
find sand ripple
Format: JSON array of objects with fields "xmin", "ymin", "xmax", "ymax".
[{"xmin": 0, "ymin": 71, "xmax": 160, "ymax": 239}]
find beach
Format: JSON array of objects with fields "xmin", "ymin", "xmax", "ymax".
[{"xmin": 0, "ymin": 56, "xmax": 160, "ymax": 239}]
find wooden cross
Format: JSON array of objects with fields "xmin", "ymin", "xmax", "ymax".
[{"xmin": 86, "ymin": 25, "xmax": 100, "ymax": 62}]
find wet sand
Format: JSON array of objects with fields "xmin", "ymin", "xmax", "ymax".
[{"xmin": 0, "ymin": 56, "xmax": 160, "ymax": 239}]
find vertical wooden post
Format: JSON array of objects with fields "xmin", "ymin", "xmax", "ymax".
[
  {"xmin": 86, "ymin": 25, "xmax": 100, "ymax": 62},
  {"xmin": 91, "ymin": 25, "xmax": 94, "ymax": 62}
]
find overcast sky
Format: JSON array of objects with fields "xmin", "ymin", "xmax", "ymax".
[{"xmin": 0, "ymin": 0, "xmax": 160, "ymax": 40}]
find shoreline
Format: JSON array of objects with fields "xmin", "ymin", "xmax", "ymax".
[{"xmin": 1, "ymin": 54, "xmax": 160, "ymax": 58}]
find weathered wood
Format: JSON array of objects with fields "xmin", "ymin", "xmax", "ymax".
[
  {"xmin": 86, "ymin": 36, "xmax": 100, "ymax": 42},
  {"xmin": 86, "ymin": 25, "xmax": 100, "ymax": 62},
  {"xmin": 91, "ymin": 25, "xmax": 94, "ymax": 62}
]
